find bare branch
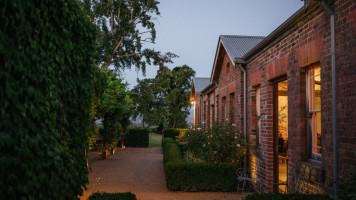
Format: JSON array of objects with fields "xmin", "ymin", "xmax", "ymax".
[
  {"xmin": 129, "ymin": 9, "xmax": 147, "ymax": 24},
  {"xmin": 112, "ymin": 32, "xmax": 126, "ymax": 55}
]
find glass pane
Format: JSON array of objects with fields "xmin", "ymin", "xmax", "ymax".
[
  {"xmin": 314, "ymin": 68, "xmax": 321, "ymax": 110},
  {"xmin": 278, "ymin": 80, "xmax": 288, "ymax": 141}
]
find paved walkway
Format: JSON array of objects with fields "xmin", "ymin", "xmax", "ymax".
[{"xmin": 82, "ymin": 147, "xmax": 245, "ymax": 200}]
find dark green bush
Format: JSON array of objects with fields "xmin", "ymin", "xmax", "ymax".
[
  {"xmin": 243, "ymin": 193, "xmax": 330, "ymax": 200},
  {"xmin": 0, "ymin": 0, "xmax": 96, "ymax": 199},
  {"xmin": 162, "ymin": 138, "xmax": 184, "ymax": 163},
  {"xmin": 162, "ymin": 139, "xmax": 237, "ymax": 191},
  {"xmin": 124, "ymin": 128, "xmax": 149, "ymax": 147},
  {"xmin": 88, "ymin": 192, "xmax": 137, "ymax": 200},
  {"xmin": 157, "ymin": 122, "xmax": 164, "ymax": 134},
  {"xmin": 165, "ymin": 162, "xmax": 237, "ymax": 192},
  {"xmin": 164, "ymin": 128, "xmax": 188, "ymax": 140}
]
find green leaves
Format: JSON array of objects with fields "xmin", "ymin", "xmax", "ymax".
[
  {"xmin": 96, "ymin": 69, "xmax": 134, "ymax": 157},
  {"xmin": 1, "ymin": 0, "xmax": 97, "ymax": 198},
  {"xmin": 79, "ymin": 0, "xmax": 177, "ymax": 71},
  {"xmin": 132, "ymin": 65, "xmax": 195, "ymax": 128}
]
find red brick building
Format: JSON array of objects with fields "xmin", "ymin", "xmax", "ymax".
[
  {"xmin": 192, "ymin": 0, "xmax": 356, "ymax": 195},
  {"xmin": 190, "ymin": 77, "xmax": 210, "ymax": 129}
]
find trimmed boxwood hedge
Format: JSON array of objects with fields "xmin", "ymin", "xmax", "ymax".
[
  {"xmin": 162, "ymin": 138, "xmax": 237, "ymax": 191},
  {"xmin": 88, "ymin": 192, "xmax": 137, "ymax": 200},
  {"xmin": 243, "ymin": 193, "xmax": 331, "ymax": 200},
  {"xmin": 1, "ymin": 0, "xmax": 96, "ymax": 199},
  {"xmin": 124, "ymin": 128, "xmax": 149, "ymax": 147}
]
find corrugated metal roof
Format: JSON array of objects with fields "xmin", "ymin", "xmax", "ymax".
[
  {"xmin": 220, "ymin": 35, "xmax": 265, "ymax": 59},
  {"xmin": 192, "ymin": 77, "xmax": 210, "ymax": 93}
]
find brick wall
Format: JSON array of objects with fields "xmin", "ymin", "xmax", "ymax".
[
  {"xmin": 214, "ymin": 48, "xmax": 244, "ymax": 131},
  {"xmin": 196, "ymin": 0, "xmax": 356, "ymax": 194},
  {"xmin": 245, "ymin": 0, "xmax": 356, "ymax": 193}
]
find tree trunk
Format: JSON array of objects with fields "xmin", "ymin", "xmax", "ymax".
[
  {"xmin": 121, "ymin": 136, "xmax": 125, "ymax": 148},
  {"xmin": 173, "ymin": 119, "xmax": 176, "ymax": 128},
  {"xmin": 142, "ymin": 115, "xmax": 145, "ymax": 128}
]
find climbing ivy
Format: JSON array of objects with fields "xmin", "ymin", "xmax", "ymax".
[{"xmin": 0, "ymin": 0, "xmax": 96, "ymax": 199}]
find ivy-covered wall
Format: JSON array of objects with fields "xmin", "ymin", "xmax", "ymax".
[{"xmin": 0, "ymin": 0, "xmax": 96, "ymax": 199}]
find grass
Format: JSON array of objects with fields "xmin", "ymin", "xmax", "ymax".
[{"xmin": 149, "ymin": 133, "xmax": 162, "ymax": 147}]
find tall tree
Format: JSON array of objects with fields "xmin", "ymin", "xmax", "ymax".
[
  {"xmin": 132, "ymin": 65, "xmax": 195, "ymax": 129},
  {"xmin": 131, "ymin": 78, "xmax": 168, "ymax": 127},
  {"xmin": 167, "ymin": 65, "xmax": 195, "ymax": 128},
  {"xmin": 80, "ymin": 0, "xmax": 177, "ymax": 72},
  {"xmin": 96, "ymin": 70, "xmax": 134, "ymax": 159}
]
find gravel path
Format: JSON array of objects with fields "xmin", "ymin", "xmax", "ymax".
[{"xmin": 82, "ymin": 147, "xmax": 245, "ymax": 200}]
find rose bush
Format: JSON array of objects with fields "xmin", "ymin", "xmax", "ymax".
[{"xmin": 181, "ymin": 123, "xmax": 247, "ymax": 167}]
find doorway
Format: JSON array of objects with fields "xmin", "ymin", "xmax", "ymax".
[{"xmin": 274, "ymin": 79, "xmax": 288, "ymax": 193}]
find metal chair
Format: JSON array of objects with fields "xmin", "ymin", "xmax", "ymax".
[{"xmin": 236, "ymin": 158, "xmax": 263, "ymax": 193}]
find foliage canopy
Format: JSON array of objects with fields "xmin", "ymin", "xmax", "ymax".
[
  {"xmin": 132, "ymin": 65, "xmax": 195, "ymax": 128},
  {"xmin": 96, "ymin": 70, "xmax": 134, "ymax": 159},
  {"xmin": 80, "ymin": 0, "xmax": 177, "ymax": 72},
  {"xmin": 0, "ymin": 0, "xmax": 96, "ymax": 198}
]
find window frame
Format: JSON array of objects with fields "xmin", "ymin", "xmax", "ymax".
[{"xmin": 306, "ymin": 65, "xmax": 322, "ymax": 161}]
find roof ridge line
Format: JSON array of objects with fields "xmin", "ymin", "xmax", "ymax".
[{"xmin": 220, "ymin": 35, "xmax": 265, "ymax": 38}]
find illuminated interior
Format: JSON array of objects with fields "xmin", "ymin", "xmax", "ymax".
[{"xmin": 277, "ymin": 80, "xmax": 288, "ymax": 193}]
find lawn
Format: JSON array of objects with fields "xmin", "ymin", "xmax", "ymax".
[{"xmin": 149, "ymin": 133, "xmax": 162, "ymax": 147}]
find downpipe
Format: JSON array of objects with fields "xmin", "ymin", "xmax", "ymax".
[
  {"xmin": 320, "ymin": 1, "xmax": 338, "ymax": 199},
  {"xmin": 237, "ymin": 63, "xmax": 247, "ymax": 168}
]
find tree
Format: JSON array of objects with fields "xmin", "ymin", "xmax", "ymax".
[
  {"xmin": 80, "ymin": 0, "xmax": 177, "ymax": 72},
  {"xmin": 132, "ymin": 65, "xmax": 195, "ymax": 129},
  {"xmin": 131, "ymin": 78, "xmax": 168, "ymax": 127},
  {"xmin": 96, "ymin": 70, "xmax": 134, "ymax": 159},
  {"xmin": 89, "ymin": 66, "xmax": 108, "ymax": 150},
  {"xmin": 166, "ymin": 65, "xmax": 195, "ymax": 128}
]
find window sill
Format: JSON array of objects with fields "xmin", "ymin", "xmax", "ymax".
[{"xmin": 299, "ymin": 161, "xmax": 325, "ymax": 183}]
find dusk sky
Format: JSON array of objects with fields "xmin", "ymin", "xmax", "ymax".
[{"xmin": 122, "ymin": 0, "xmax": 304, "ymax": 89}]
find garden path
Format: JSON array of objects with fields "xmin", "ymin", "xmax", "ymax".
[{"xmin": 82, "ymin": 147, "xmax": 246, "ymax": 200}]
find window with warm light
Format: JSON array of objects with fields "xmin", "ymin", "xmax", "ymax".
[{"xmin": 307, "ymin": 67, "xmax": 321, "ymax": 160}]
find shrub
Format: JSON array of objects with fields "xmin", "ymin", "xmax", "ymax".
[
  {"xmin": 0, "ymin": 0, "xmax": 96, "ymax": 199},
  {"xmin": 162, "ymin": 138, "xmax": 236, "ymax": 192},
  {"xmin": 337, "ymin": 167, "xmax": 356, "ymax": 200},
  {"xmin": 157, "ymin": 122, "xmax": 164, "ymax": 134},
  {"xmin": 183, "ymin": 151, "xmax": 205, "ymax": 163},
  {"xmin": 164, "ymin": 128, "xmax": 188, "ymax": 140},
  {"xmin": 243, "ymin": 193, "xmax": 330, "ymax": 200},
  {"xmin": 88, "ymin": 192, "xmax": 137, "ymax": 200},
  {"xmin": 124, "ymin": 128, "xmax": 149, "ymax": 147},
  {"xmin": 165, "ymin": 162, "xmax": 237, "ymax": 192},
  {"xmin": 162, "ymin": 138, "xmax": 184, "ymax": 163},
  {"xmin": 183, "ymin": 123, "xmax": 247, "ymax": 166}
]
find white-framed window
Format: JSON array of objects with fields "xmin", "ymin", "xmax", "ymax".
[{"xmin": 307, "ymin": 66, "xmax": 321, "ymax": 160}]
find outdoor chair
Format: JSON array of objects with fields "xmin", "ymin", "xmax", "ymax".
[
  {"xmin": 286, "ymin": 167, "xmax": 310, "ymax": 194},
  {"xmin": 236, "ymin": 158, "xmax": 263, "ymax": 193}
]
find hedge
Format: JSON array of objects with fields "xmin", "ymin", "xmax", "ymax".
[
  {"xmin": 243, "ymin": 193, "xmax": 331, "ymax": 200},
  {"xmin": 164, "ymin": 128, "xmax": 188, "ymax": 140},
  {"xmin": 88, "ymin": 192, "xmax": 137, "ymax": 200},
  {"xmin": 0, "ymin": 0, "xmax": 96, "ymax": 199},
  {"xmin": 162, "ymin": 138, "xmax": 237, "ymax": 191},
  {"xmin": 124, "ymin": 128, "xmax": 149, "ymax": 147}
]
